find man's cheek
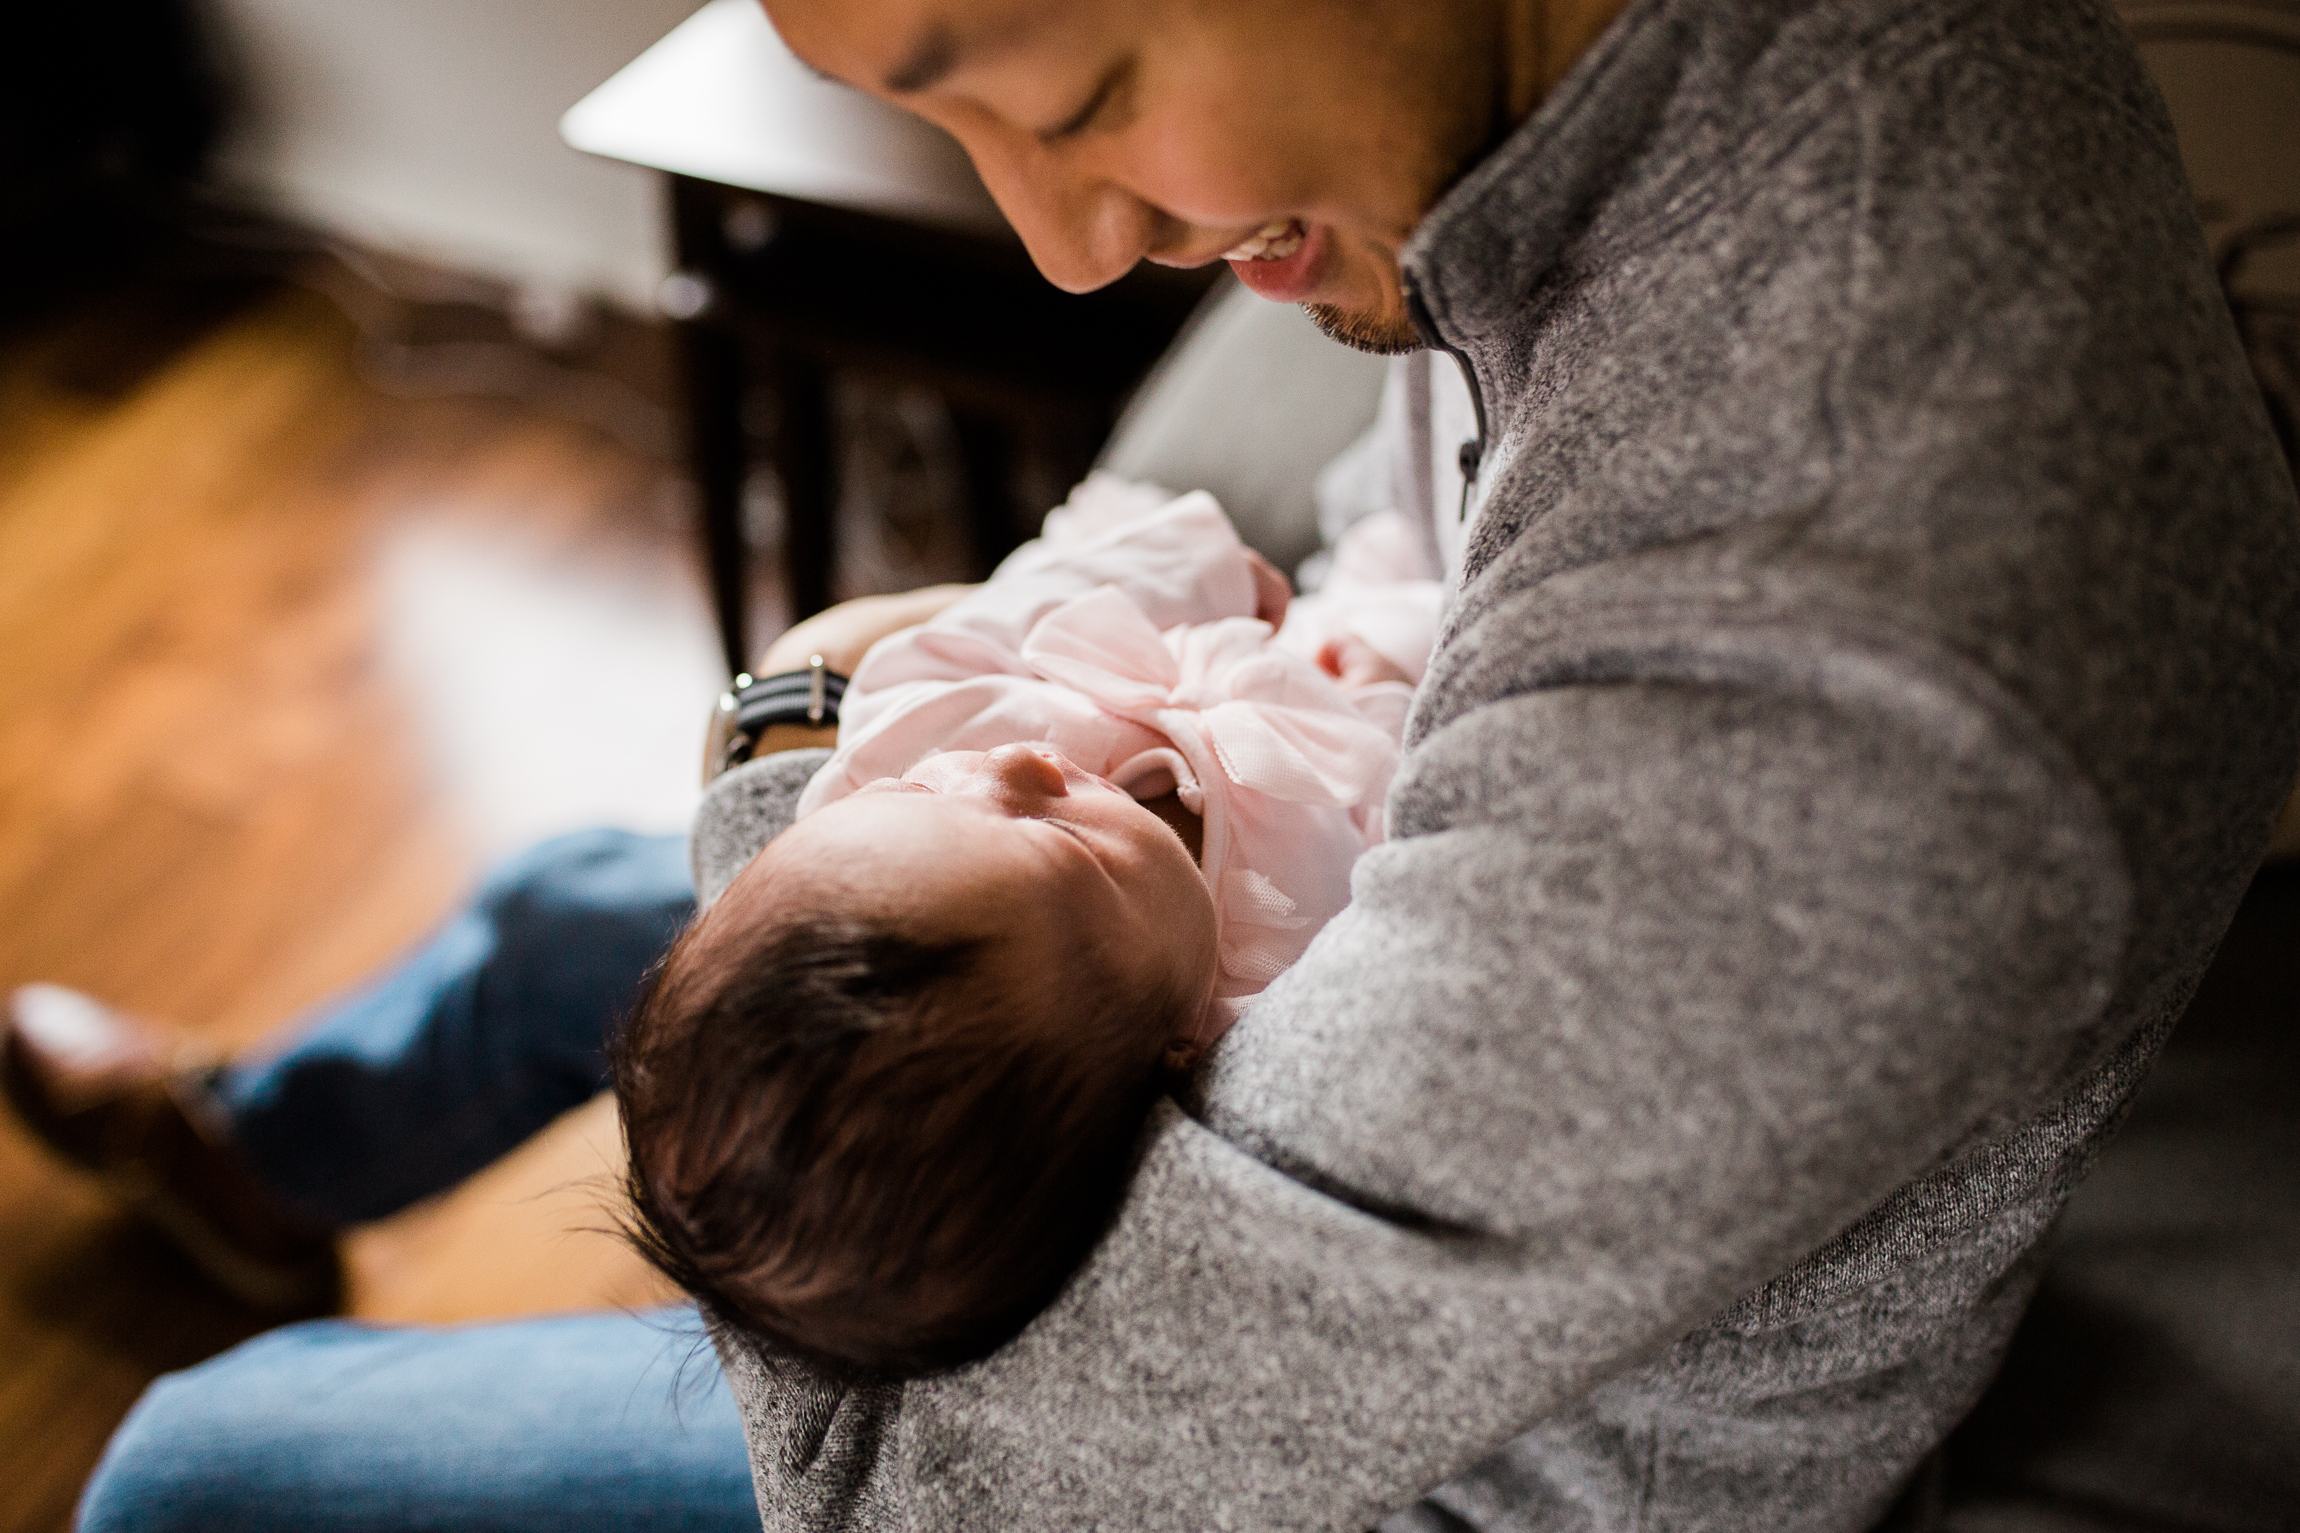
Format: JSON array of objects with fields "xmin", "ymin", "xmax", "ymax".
[{"xmin": 1115, "ymin": 115, "xmax": 1310, "ymax": 230}]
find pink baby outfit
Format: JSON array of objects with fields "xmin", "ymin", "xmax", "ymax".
[{"xmin": 795, "ymin": 481, "xmax": 1438, "ymax": 1009}]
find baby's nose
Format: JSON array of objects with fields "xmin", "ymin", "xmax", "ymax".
[{"xmin": 983, "ymin": 742, "xmax": 1071, "ymax": 800}]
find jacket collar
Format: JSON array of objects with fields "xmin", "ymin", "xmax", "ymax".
[{"xmin": 1400, "ymin": 0, "xmax": 1910, "ymax": 353}]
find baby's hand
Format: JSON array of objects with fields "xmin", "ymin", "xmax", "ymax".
[
  {"xmin": 1316, "ymin": 634, "xmax": 1414, "ymax": 689},
  {"xmin": 1245, "ymin": 548, "xmax": 1292, "ymax": 627}
]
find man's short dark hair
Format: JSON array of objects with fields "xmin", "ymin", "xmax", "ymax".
[{"xmin": 613, "ymin": 905, "xmax": 1189, "ymax": 1377}]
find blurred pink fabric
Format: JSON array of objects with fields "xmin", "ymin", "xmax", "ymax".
[{"xmin": 797, "ymin": 479, "xmax": 1441, "ymax": 1008}]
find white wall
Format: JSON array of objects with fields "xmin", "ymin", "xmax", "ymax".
[{"xmin": 208, "ymin": 0, "xmax": 703, "ymax": 310}]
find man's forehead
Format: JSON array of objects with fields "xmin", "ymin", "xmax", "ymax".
[{"xmin": 768, "ymin": 0, "xmax": 1066, "ymax": 94}]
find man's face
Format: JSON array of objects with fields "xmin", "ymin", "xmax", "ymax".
[{"xmin": 763, "ymin": 0, "xmax": 1495, "ymax": 352}]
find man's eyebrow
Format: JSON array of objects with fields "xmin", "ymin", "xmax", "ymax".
[{"xmin": 882, "ymin": 23, "xmax": 961, "ymax": 94}]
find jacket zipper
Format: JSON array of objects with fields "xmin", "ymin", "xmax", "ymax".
[{"xmin": 1404, "ymin": 278, "xmax": 1490, "ymax": 527}]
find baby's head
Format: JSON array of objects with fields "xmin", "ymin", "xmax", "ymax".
[{"xmin": 614, "ymin": 743, "xmax": 1218, "ymax": 1377}]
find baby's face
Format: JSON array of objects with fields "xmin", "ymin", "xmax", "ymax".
[{"xmin": 716, "ymin": 744, "xmax": 1219, "ymax": 1030}]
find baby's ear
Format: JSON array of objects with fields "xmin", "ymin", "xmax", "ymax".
[
  {"xmin": 1161, "ymin": 1036, "xmax": 1206, "ymax": 1075},
  {"xmin": 1164, "ymin": 985, "xmax": 1228, "ymax": 1075}
]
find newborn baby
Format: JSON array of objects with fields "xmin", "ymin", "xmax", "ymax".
[{"xmin": 616, "ymin": 480, "xmax": 1440, "ymax": 1377}]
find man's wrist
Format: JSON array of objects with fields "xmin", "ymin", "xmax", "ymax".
[
  {"xmin": 704, "ymin": 661, "xmax": 848, "ymax": 782},
  {"xmin": 749, "ymin": 722, "xmax": 838, "ymax": 758},
  {"xmin": 705, "ymin": 719, "xmax": 836, "ymax": 784}
]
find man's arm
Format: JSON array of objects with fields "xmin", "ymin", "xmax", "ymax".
[{"xmin": 701, "ymin": 656, "xmax": 2129, "ymax": 1529}]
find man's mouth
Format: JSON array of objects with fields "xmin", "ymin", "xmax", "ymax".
[
  {"xmin": 1222, "ymin": 218, "xmax": 1327, "ymax": 303},
  {"xmin": 1221, "ymin": 218, "xmax": 1307, "ymax": 263}
]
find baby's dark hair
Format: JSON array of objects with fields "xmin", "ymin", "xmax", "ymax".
[{"xmin": 612, "ymin": 902, "xmax": 1192, "ymax": 1377}]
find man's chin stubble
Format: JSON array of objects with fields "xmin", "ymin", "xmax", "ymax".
[{"xmin": 1304, "ymin": 301, "xmax": 1426, "ymax": 356}]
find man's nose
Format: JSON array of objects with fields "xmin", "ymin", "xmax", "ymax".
[{"xmin": 962, "ymin": 131, "xmax": 1159, "ymax": 294}]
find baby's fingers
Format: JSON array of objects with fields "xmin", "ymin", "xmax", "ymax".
[
  {"xmin": 1244, "ymin": 548, "xmax": 1292, "ymax": 626},
  {"xmin": 1319, "ymin": 634, "xmax": 1413, "ymax": 689}
]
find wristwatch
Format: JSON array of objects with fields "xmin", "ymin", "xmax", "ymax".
[{"xmin": 702, "ymin": 654, "xmax": 848, "ymax": 782}]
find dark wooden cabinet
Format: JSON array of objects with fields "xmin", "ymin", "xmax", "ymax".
[{"xmin": 665, "ymin": 175, "xmax": 1217, "ymax": 673}]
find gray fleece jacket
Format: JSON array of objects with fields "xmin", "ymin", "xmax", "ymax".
[{"xmin": 688, "ymin": 0, "xmax": 2300, "ymax": 1525}]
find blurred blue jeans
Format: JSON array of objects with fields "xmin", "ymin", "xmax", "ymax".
[
  {"xmin": 76, "ymin": 828, "xmax": 761, "ymax": 1533},
  {"xmin": 79, "ymin": 1312, "xmax": 756, "ymax": 1533}
]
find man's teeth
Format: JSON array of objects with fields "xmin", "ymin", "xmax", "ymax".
[{"xmin": 1223, "ymin": 219, "xmax": 1306, "ymax": 262}]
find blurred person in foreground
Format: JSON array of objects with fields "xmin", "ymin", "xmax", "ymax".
[{"xmin": 9, "ymin": 0, "xmax": 2298, "ymax": 1527}]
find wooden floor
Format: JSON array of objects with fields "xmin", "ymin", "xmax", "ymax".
[{"xmin": 0, "ymin": 276, "xmax": 728, "ymax": 1531}]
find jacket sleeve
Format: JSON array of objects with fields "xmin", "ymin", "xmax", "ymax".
[
  {"xmin": 707, "ymin": 642, "xmax": 2131, "ymax": 1530},
  {"xmin": 691, "ymin": 749, "xmax": 834, "ymax": 907}
]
